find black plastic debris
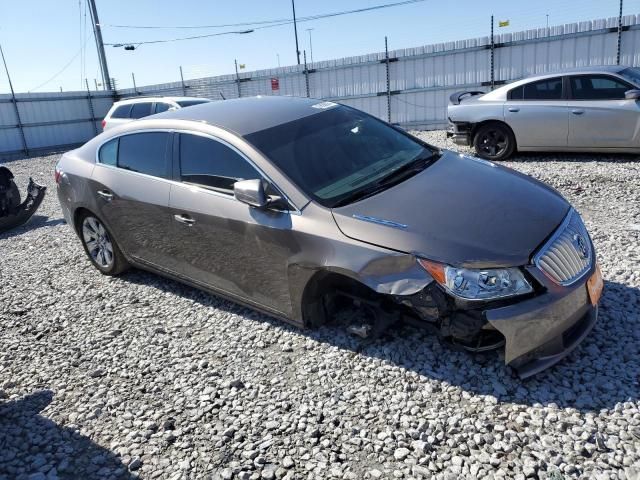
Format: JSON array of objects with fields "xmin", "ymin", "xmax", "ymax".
[{"xmin": 0, "ymin": 166, "xmax": 46, "ymax": 234}]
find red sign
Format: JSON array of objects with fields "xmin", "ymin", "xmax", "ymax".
[{"xmin": 271, "ymin": 78, "xmax": 280, "ymax": 91}]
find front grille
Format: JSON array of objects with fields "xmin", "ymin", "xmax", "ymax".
[{"xmin": 534, "ymin": 209, "xmax": 593, "ymax": 286}]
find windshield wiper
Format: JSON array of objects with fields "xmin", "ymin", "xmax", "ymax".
[
  {"xmin": 374, "ymin": 149, "xmax": 441, "ymax": 187},
  {"xmin": 331, "ymin": 149, "xmax": 441, "ymax": 208}
]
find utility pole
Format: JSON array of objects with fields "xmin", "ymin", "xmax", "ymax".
[
  {"xmin": 306, "ymin": 28, "xmax": 314, "ymax": 64},
  {"xmin": 291, "ymin": 0, "xmax": 301, "ymax": 64},
  {"xmin": 0, "ymin": 42, "xmax": 28, "ymax": 155},
  {"xmin": 87, "ymin": 0, "xmax": 112, "ymax": 90}
]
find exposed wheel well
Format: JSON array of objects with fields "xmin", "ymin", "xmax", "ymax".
[
  {"xmin": 300, "ymin": 271, "xmax": 390, "ymax": 328},
  {"xmin": 471, "ymin": 120, "xmax": 517, "ymax": 149}
]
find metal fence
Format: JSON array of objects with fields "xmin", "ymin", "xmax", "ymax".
[
  {"xmin": 1, "ymin": 13, "xmax": 640, "ymax": 160},
  {"xmin": 0, "ymin": 90, "xmax": 114, "ymax": 160},
  {"xmin": 119, "ymin": 14, "xmax": 640, "ymax": 130}
]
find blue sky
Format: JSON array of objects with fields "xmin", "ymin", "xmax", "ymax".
[{"xmin": 1, "ymin": 0, "xmax": 639, "ymax": 93}]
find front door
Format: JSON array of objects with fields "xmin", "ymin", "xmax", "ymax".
[
  {"xmin": 567, "ymin": 74, "xmax": 640, "ymax": 148},
  {"xmin": 168, "ymin": 132, "xmax": 296, "ymax": 315}
]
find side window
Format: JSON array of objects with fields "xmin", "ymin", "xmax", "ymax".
[
  {"xmin": 118, "ymin": 132, "xmax": 171, "ymax": 178},
  {"xmin": 129, "ymin": 102, "xmax": 153, "ymax": 119},
  {"xmin": 570, "ymin": 75, "xmax": 631, "ymax": 100},
  {"xmin": 98, "ymin": 138, "xmax": 118, "ymax": 166},
  {"xmin": 110, "ymin": 104, "xmax": 132, "ymax": 119},
  {"xmin": 519, "ymin": 77, "xmax": 563, "ymax": 100},
  {"xmin": 508, "ymin": 86, "xmax": 523, "ymax": 100},
  {"xmin": 179, "ymin": 134, "xmax": 261, "ymax": 192},
  {"xmin": 154, "ymin": 102, "xmax": 171, "ymax": 113}
]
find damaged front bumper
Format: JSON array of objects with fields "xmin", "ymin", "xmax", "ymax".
[
  {"xmin": 401, "ymin": 263, "xmax": 601, "ymax": 378},
  {"xmin": 485, "ymin": 271, "xmax": 599, "ymax": 378},
  {"xmin": 446, "ymin": 121, "xmax": 471, "ymax": 146},
  {"xmin": 0, "ymin": 178, "xmax": 47, "ymax": 234}
]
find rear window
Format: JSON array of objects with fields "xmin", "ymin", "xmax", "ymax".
[
  {"xmin": 117, "ymin": 132, "xmax": 171, "ymax": 178},
  {"xmin": 110, "ymin": 104, "xmax": 132, "ymax": 119},
  {"xmin": 129, "ymin": 102, "xmax": 153, "ymax": 119},
  {"xmin": 98, "ymin": 138, "xmax": 118, "ymax": 166},
  {"xmin": 509, "ymin": 77, "xmax": 563, "ymax": 100},
  {"xmin": 176, "ymin": 100, "xmax": 210, "ymax": 108}
]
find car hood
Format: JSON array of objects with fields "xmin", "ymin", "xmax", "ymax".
[{"xmin": 331, "ymin": 151, "xmax": 570, "ymax": 268}]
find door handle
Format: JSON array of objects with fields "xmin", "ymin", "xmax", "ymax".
[
  {"xmin": 571, "ymin": 109, "xmax": 585, "ymax": 115},
  {"xmin": 508, "ymin": 107, "xmax": 520, "ymax": 112},
  {"xmin": 174, "ymin": 214, "xmax": 196, "ymax": 226},
  {"xmin": 97, "ymin": 190, "xmax": 113, "ymax": 201}
]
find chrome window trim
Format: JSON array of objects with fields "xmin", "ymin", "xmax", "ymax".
[{"xmin": 94, "ymin": 128, "xmax": 301, "ymax": 215}]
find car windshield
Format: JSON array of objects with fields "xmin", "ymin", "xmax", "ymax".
[
  {"xmin": 619, "ymin": 67, "xmax": 640, "ymax": 86},
  {"xmin": 176, "ymin": 100, "xmax": 210, "ymax": 107},
  {"xmin": 245, "ymin": 106, "xmax": 435, "ymax": 207}
]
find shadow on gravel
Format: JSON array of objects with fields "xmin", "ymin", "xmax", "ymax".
[
  {"xmin": 508, "ymin": 152, "xmax": 640, "ymax": 163},
  {"xmin": 0, "ymin": 215, "xmax": 66, "ymax": 240},
  {"xmin": 0, "ymin": 390, "xmax": 137, "ymax": 480},
  {"xmin": 121, "ymin": 269, "xmax": 639, "ymax": 414}
]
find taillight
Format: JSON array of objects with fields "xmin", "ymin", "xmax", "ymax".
[
  {"xmin": 54, "ymin": 165, "xmax": 62, "ymax": 184},
  {"xmin": 101, "ymin": 119, "xmax": 106, "ymax": 129}
]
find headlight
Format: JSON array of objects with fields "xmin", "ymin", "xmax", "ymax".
[{"xmin": 418, "ymin": 259, "xmax": 533, "ymax": 301}]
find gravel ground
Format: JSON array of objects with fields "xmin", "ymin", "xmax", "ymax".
[{"xmin": 1, "ymin": 133, "xmax": 639, "ymax": 480}]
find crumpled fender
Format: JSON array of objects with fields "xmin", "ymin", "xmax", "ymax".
[{"xmin": 0, "ymin": 173, "xmax": 47, "ymax": 234}]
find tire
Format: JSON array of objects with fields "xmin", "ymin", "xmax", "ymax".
[
  {"xmin": 77, "ymin": 211, "xmax": 129, "ymax": 275},
  {"xmin": 473, "ymin": 122, "xmax": 516, "ymax": 161}
]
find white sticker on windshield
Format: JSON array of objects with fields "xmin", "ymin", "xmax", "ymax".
[{"xmin": 311, "ymin": 101, "xmax": 338, "ymax": 109}]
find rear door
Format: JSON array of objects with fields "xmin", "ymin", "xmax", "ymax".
[
  {"xmin": 168, "ymin": 132, "xmax": 294, "ymax": 315},
  {"xmin": 567, "ymin": 74, "xmax": 640, "ymax": 148},
  {"xmin": 91, "ymin": 131, "xmax": 176, "ymax": 267},
  {"xmin": 504, "ymin": 77, "xmax": 568, "ymax": 148},
  {"xmin": 129, "ymin": 102, "xmax": 154, "ymax": 120}
]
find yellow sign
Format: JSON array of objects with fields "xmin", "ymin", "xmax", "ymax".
[
  {"xmin": 498, "ymin": 20, "xmax": 510, "ymax": 27},
  {"xmin": 239, "ymin": 63, "xmax": 246, "ymax": 69}
]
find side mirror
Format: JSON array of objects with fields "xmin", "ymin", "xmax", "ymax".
[
  {"xmin": 168, "ymin": 106, "xmax": 179, "ymax": 111},
  {"xmin": 234, "ymin": 179, "xmax": 268, "ymax": 208},
  {"xmin": 625, "ymin": 89, "xmax": 640, "ymax": 100}
]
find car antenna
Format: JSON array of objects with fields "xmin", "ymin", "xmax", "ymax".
[{"xmin": 219, "ymin": 92, "xmax": 226, "ymax": 100}]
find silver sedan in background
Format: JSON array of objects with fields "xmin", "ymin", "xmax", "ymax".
[{"xmin": 447, "ymin": 65, "xmax": 640, "ymax": 160}]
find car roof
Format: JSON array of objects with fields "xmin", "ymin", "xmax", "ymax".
[
  {"xmin": 147, "ymin": 96, "xmax": 331, "ymax": 136},
  {"xmin": 482, "ymin": 65, "xmax": 631, "ymax": 100},
  {"xmin": 113, "ymin": 96, "xmax": 209, "ymax": 105}
]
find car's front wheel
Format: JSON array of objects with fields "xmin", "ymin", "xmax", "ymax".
[
  {"xmin": 473, "ymin": 123, "xmax": 516, "ymax": 161},
  {"xmin": 78, "ymin": 212, "xmax": 129, "ymax": 275}
]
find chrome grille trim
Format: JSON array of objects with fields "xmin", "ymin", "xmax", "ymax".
[{"xmin": 533, "ymin": 209, "xmax": 593, "ymax": 286}]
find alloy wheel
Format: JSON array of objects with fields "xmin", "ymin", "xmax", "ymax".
[
  {"xmin": 478, "ymin": 129, "xmax": 508, "ymax": 158},
  {"xmin": 82, "ymin": 216, "xmax": 114, "ymax": 269}
]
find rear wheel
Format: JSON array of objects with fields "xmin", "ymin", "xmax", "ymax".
[
  {"xmin": 473, "ymin": 123, "xmax": 516, "ymax": 161},
  {"xmin": 78, "ymin": 212, "xmax": 129, "ymax": 275}
]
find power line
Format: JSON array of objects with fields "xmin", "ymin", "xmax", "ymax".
[
  {"xmin": 29, "ymin": 35, "xmax": 92, "ymax": 92},
  {"xmin": 105, "ymin": 28, "xmax": 257, "ymax": 46},
  {"xmin": 103, "ymin": 0, "xmax": 427, "ymax": 45}
]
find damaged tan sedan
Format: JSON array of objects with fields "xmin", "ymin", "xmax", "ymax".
[{"xmin": 55, "ymin": 96, "xmax": 603, "ymax": 378}]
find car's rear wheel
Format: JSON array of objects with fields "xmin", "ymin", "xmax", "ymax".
[
  {"xmin": 473, "ymin": 123, "xmax": 516, "ymax": 161},
  {"xmin": 78, "ymin": 212, "xmax": 129, "ymax": 275}
]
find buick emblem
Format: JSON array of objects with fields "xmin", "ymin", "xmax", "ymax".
[{"xmin": 573, "ymin": 234, "xmax": 589, "ymax": 259}]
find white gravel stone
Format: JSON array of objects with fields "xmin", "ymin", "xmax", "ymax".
[{"xmin": 1, "ymin": 141, "xmax": 639, "ymax": 478}]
